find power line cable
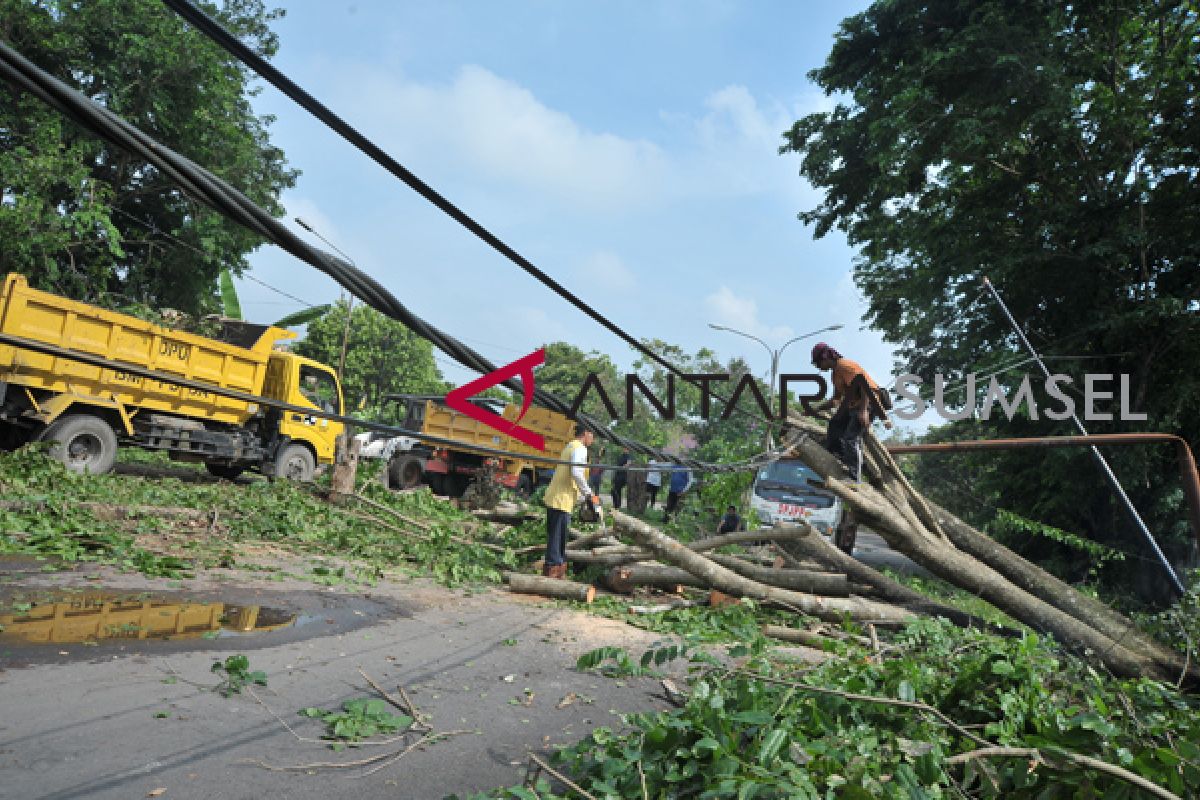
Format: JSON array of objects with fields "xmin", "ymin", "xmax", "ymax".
[
  {"xmin": 110, "ymin": 206, "xmax": 318, "ymax": 308},
  {"xmin": 0, "ymin": 37, "xmax": 768, "ymax": 473},
  {"xmin": 157, "ymin": 0, "xmax": 788, "ymax": 440}
]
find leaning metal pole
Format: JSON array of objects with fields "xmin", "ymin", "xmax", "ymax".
[{"xmin": 981, "ymin": 277, "xmax": 1185, "ymax": 595}]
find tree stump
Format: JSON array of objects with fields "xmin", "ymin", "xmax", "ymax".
[{"xmin": 626, "ymin": 467, "xmax": 648, "ymax": 514}]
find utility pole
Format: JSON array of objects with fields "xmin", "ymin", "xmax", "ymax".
[{"xmin": 294, "ymin": 217, "xmax": 355, "ymax": 382}]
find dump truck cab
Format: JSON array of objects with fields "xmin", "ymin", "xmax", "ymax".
[{"xmin": 264, "ymin": 351, "xmax": 344, "ymax": 467}]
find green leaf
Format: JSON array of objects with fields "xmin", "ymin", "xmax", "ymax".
[
  {"xmin": 219, "ymin": 269, "xmax": 242, "ymax": 320},
  {"xmin": 273, "ymin": 304, "xmax": 331, "ymax": 328},
  {"xmin": 758, "ymin": 729, "xmax": 788, "ymax": 765}
]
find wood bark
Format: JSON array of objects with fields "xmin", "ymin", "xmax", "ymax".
[
  {"xmin": 504, "ymin": 572, "xmax": 595, "ymax": 603},
  {"xmin": 329, "ymin": 434, "xmax": 361, "ymax": 502},
  {"xmin": 779, "ymin": 519, "xmax": 1004, "ymax": 630},
  {"xmin": 610, "ymin": 511, "xmax": 913, "ymax": 624},
  {"xmin": 605, "ymin": 564, "xmax": 699, "ymax": 594},
  {"xmin": 702, "ymin": 553, "xmax": 851, "ymax": 596},
  {"xmin": 928, "ymin": 499, "xmax": 1188, "ymax": 675},
  {"xmin": 781, "ymin": 417, "xmax": 1190, "ymax": 682}
]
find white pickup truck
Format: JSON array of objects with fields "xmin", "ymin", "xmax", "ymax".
[{"xmin": 749, "ymin": 458, "xmax": 858, "ymax": 553}]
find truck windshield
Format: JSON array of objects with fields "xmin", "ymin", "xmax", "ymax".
[
  {"xmin": 299, "ymin": 366, "xmax": 341, "ymax": 415},
  {"xmin": 754, "ymin": 460, "xmax": 834, "ymax": 508}
]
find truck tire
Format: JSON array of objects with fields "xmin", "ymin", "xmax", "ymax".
[
  {"xmin": 274, "ymin": 443, "xmax": 315, "ymax": 482},
  {"xmin": 205, "ymin": 463, "xmax": 245, "ymax": 480},
  {"xmin": 516, "ymin": 472, "xmax": 534, "ymax": 498},
  {"xmin": 388, "ymin": 455, "xmax": 425, "ymax": 490},
  {"xmin": 39, "ymin": 414, "xmax": 118, "ymax": 475}
]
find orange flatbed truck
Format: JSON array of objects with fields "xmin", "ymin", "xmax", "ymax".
[{"xmin": 0, "ymin": 273, "xmax": 344, "ymax": 480}]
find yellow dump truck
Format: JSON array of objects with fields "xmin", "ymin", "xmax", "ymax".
[
  {"xmin": 360, "ymin": 393, "xmax": 575, "ymax": 496},
  {"xmin": 0, "ymin": 272, "xmax": 344, "ymax": 480}
]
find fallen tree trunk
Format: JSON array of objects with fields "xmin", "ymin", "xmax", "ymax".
[
  {"xmin": 782, "ymin": 418, "xmax": 1192, "ymax": 683},
  {"xmin": 703, "ymin": 553, "xmax": 851, "ymax": 596},
  {"xmin": 779, "ymin": 520, "xmax": 1004, "ymax": 630},
  {"xmin": 605, "ymin": 564, "xmax": 701, "ymax": 594},
  {"xmin": 687, "ymin": 526, "xmax": 811, "ymax": 551},
  {"xmin": 504, "ymin": 572, "xmax": 595, "ymax": 603},
  {"xmin": 927, "ymin": 498, "xmax": 1187, "ymax": 672},
  {"xmin": 611, "ymin": 511, "xmax": 913, "ymax": 624}
]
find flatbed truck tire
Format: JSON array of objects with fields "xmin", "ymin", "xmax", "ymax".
[
  {"xmin": 388, "ymin": 455, "xmax": 424, "ymax": 489},
  {"xmin": 39, "ymin": 414, "xmax": 118, "ymax": 475},
  {"xmin": 275, "ymin": 443, "xmax": 315, "ymax": 482}
]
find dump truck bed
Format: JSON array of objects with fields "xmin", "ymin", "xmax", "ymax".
[{"xmin": 0, "ymin": 273, "xmax": 290, "ymax": 426}]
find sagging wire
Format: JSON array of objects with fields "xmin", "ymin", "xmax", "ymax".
[
  {"xmin": 0, "ymin": 37, "xmax": 780, "ymax": 474},
  {"xmin": 154, "ymin": 1, "xmax": 799, "ymax": 456}
]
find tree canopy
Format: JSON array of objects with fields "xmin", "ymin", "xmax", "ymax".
[
  {"xmin": 785, "ymin": 0, "xmax": 1200, "ymax": 592},
  {"xmin": 295, "ymin": 299, "xmax": 446, "ymax": 413},
  {"xmin": 0, "ymin": 0, "xmax": 296, "ymax": 315}
]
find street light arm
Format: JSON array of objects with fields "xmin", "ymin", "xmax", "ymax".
[
  {"xmin": 707, "ymin": 324, "xmax": 773, "ymax": 361},
  {"xmin": 778, "ymin": 324, "xmax": 844, "ymax": 359}
]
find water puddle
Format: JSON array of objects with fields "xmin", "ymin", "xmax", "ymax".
[{"xmin": 0, "ymin": 590, "xmax": 311, "ymax": 646}]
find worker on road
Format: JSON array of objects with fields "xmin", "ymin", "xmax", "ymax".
[
  {"xmin": 811, "ymin": 342, "xmax": 890, "ymax": 482},
  {"xmin": 542, "ymin": 422, "xmax": 599, "ymax": 579}
]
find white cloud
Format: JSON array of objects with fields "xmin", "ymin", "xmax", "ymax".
[
  {"xmin": 704, "ymin": 286, "xmax": 795, "ymax": 342},
  {"xmin": 576, "ymin": 251, "xmax": 635, "ymax": 292},
  {"xmin": 342, "ymin": 64, "xmax": 667, "ymax": 212}
]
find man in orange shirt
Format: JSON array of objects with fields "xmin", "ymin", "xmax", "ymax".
[{"xmin": 811, "ymin": 342, "xmax": 888, "ymax": 481}]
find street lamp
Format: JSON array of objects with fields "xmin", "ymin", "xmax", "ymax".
[
  {"xmin": 295, "ymin": 217, "xmax": 355, "ymax": 382},
  {"xmin": 707, "ymin": 322, "xmax": 844, "ymax": 448}
]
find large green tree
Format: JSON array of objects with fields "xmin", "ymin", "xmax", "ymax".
[
  {"xmin": 784, "ymin": 0, "xmax": 1200, "ymax": 592},
  {"xmin": 0, "ymin": 0, "xmax": 296, "ymax": 315},
  {"xmin": 295, "ymin": 299, "xmax": 445, "ymax": 412}
]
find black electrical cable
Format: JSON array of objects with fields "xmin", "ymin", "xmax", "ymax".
[
  {"xmin": 157, "ymin": 0, "xmax": 787, "ymax": 444},
  {"xmin": 0, "ymin": 331, "xmax": 784, "ymax": 473},
  {"xmin": 0, "ymin": 37, "xmax": 776, "ymax": 473}
]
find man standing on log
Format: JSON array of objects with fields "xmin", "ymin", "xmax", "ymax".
[
  {"xmin": 542, "ymin": 423, "xmax": 600, "ymax": 579},
  {"xmin": 811, "ymin": 342, "xmax": 889, "ymax": 481}
]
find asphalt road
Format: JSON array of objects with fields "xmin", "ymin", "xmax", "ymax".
[
  {"xmin": 0, "ymin": 562, "xmax": 679, "ymax": 800},
  {"xmin": 851, "ymin": 529, "xmax": 932, "ymax": 578}
]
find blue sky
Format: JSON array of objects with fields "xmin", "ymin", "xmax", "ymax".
[{"xmin": 237, "ymin": 1, "xmax": 917, "ymax": 425}]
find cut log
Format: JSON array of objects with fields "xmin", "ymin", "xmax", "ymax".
[
  {"xmin": 629, "ymin": 599, "xmax": 700, "ymax": 614},
  {"xmin": 569, "ymin": 529, "xmax": 621, "ymax": 549},
  {"xmin": 504, "ymin": 572, "xmax": 595, "ymax": 603},
  {"xmin": 762, "ymin": 625, "xmax": 842, "ymax": 650},
  {"xmin": 605, "ymin": 564, "xmax": 700, "ymax": 594},
  {"xmin": 566, "ymin": 546, "xmax": 653, "ymax": 566},
  {"xmin": 610, "ymin": 510, "xmax": 913, "ymax": 624},
  {"xmin": 702, "ymin": 553, "xmax": 851, "ymax": 596},
  {"xmin": 708, "ymin": 590, "xmax": 741, "ymax": 607}
]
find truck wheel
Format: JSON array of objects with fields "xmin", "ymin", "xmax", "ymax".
[
  {"xmin": 275, "ymin": 443, "xmax": 315, "ymax": 482},
  {"xmin": 388, "ymin": 456, "xmax": 424, "ymax": 489},
  {"xmin": 206, "ymin": 463, "xmax": 245, "ymax": 480},
  {"xmin": 516, "ymin": 472, "xmax": 534, "ymax": 498},
  {"xmin": 39, "ymin": 414, "xmax": 118, "ymax": 475}
]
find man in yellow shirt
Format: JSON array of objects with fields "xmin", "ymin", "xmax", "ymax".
[
  {"xmin": 812, "ymin": 342, "xmax": 888, "ymax": 481},
  {"xmin": 542, "ymin": 423, "xmax": 599, "ymax": 579}
]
